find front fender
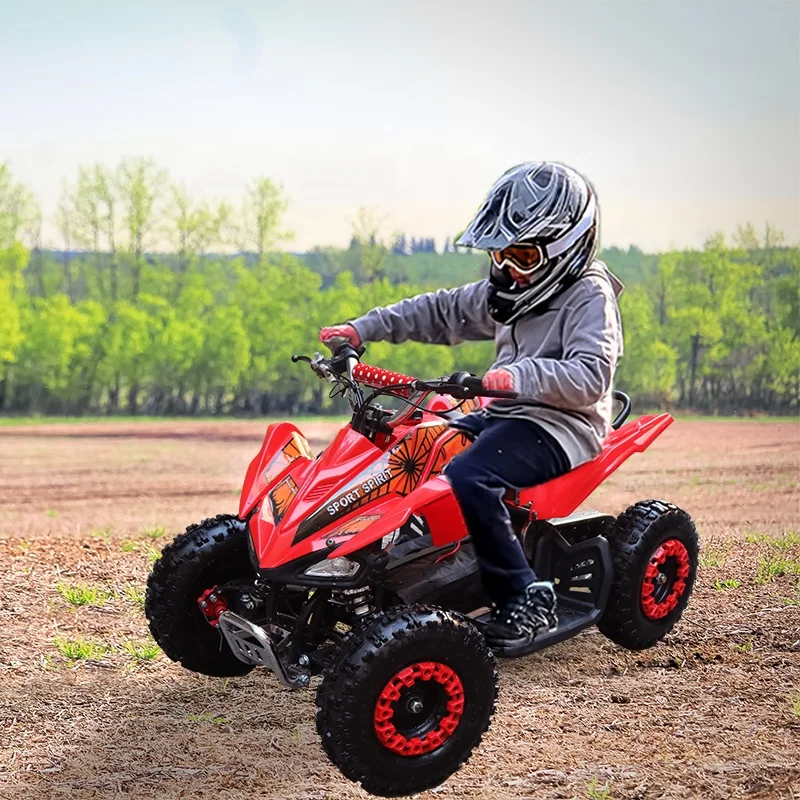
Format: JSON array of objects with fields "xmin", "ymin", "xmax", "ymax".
[{"xmin": 239, "ymin": 423, "xmax": 313, "ymax": 518}]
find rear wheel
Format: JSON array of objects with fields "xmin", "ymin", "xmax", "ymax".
[
  {"xmin": 599, "ymin": 500, "xmax": 699, "ymax": 650},
  {"xmin": 146, "ymin": 514, "xmax": 255, "ymax": 676},
  {"xmin": 316, "ymin": 606, "xmax": 497, "ymax": 797}
]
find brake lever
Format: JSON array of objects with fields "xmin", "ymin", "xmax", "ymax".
[{"xmin": 292, "ymin": 353, "xmax": 338, "ymax": 382}]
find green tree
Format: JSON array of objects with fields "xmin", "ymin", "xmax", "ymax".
[{"xmin": 236, "ymin": 177, "xmax": 290, "ymax": 258}]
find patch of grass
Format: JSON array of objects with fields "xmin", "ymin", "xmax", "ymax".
[
  {"xmin": 143, "ymin": 544, "xmax": 162, "ymax": 563},
  {"xmin": 141, "ymin": 525, "xmax": 169, "ymax": 540},
  {"xmin": 773, "ymin": 531, "xmax": 800, "ymax": 551},
  {"xmin": 755, "ymin": 556, "xmax": 800, "ymax": 585},
  {"xmin": 184, "ymin": 712, "xmax": 228, "ymax": 725},
  {"xmin": 713, "ymin": 578, "xmax": 741, "ymax": 590},
  {"xmin": 123, "ymin": 586, "xmax": 146, "ymax": 611},
  {"xmin": 121, "ymin": 640, "xmax": 160, "ymax": 661},
  {"xmin": 734, "ymin": 638, "xmax": 754, "ymax": 654},
  {"xmin": 699, "ymin": 550, "xmax": 722, "ymax": 568},
  {"xmin": 586, "ymin": 778, "xmax": 614, "ymax": 800},
  {"xmin": 44, "ymin": 509, "xmax": 58, "ymax": 518},
  {"xmin": 120, "ymin": 539, "xmax": 139, "ymax": 553},
  {"xmin": 54, "ymin": 637, "xmax": 107, "ymax": 661},
  {"xmin": 781, "ymin": 596, "xmax": 800, "ymax": 607},
  {"xmin": 746, "ymin": 532, "xmax": 770, "ymax": 544},
  {"xmin": 789, "ymin": 693, "xmax": 800, "ymax": 719},
  {"xmin": 91, "ymin": 525, "xmax": 114, "ymax": 540},
  {"xmin": 56, "ymin": 583, "xmax": 111, "ymax": 607}
]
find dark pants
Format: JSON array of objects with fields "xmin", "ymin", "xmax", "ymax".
[{"xmin": 444, "ymin": 414, "xmax": 570, "ymax": 606}]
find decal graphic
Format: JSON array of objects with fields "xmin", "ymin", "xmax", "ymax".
[
  {"xmin": 445, "ymin": 395, "xmax": 479, "ymax": 414},
  {"xmin": 269, "ymin": 476, "xmax": 298, "ymax": 523},
  {"xmin": 263, "ymin": 433, "xmax": 312, "ymax": 484},
  {"xmin": 429, "ymin": 430, "xmax": 471, "ymax": 477},
  {"xmin": 327, "ymin": 514, "xmax": 382, "ymax": 541},
  {"xmin": 283, "ymin": 433, "xmax": 313, "ymax": 461},
  {"xmin": 293, "ymin": 423, "xmax": 449, "ymax": 543}
]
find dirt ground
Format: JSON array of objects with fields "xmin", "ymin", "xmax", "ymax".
[{"xmin": 1, "ymin": 418, "xmax": 799, "ymax": 800}]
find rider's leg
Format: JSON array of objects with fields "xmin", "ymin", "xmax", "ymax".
[{"xmin": 444, "ymin": 416, "xmax": 570, "ymax": 651}]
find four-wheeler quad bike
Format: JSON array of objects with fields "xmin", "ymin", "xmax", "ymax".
[{"xmin": 145, "ymin": 341, "xmax": 699, "ymax": 798}]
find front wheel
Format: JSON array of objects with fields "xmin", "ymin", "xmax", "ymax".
[
  {"xmin": 599, "ymin": 500, "xmax": 699, "ymax": 650},
  {"xmin": 316, "ymin": 606, "xmax": 497, "ymax": 797},
  {"xmin": 145, "ymin": 514, "xmax": 255, "ymax": 677}
]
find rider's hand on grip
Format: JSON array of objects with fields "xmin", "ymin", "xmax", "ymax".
[
  {"xmin": 483, "ymin": 369, "xmax": 515, "ymax": 392},
  {"xmin": 319, "ymin": 324, "xmax": 361, "ymax": 350}
]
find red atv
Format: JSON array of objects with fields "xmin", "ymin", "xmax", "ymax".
[{"xmin": 146, "ymin": 342, "xmax": 698, "ymax": 798}]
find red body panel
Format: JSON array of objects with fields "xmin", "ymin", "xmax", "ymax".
[
  {"xmin": 239, "ymin": 422, "xmax": 314, "ymax": 518},
  {"xmin": 519, "ymin": 413, "xmax": 674, "ymax": 519},
  {"xmin": 334, "ymin": 477, "xmax": 470, "ymax": 557},
  {"xmin": 243, "ymin": 408, "xmax": 674, "ymax": 571}
]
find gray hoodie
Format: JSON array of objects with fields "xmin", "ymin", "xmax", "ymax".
[{"xmin": 350, "ymin": 262, "xmax": 624, "ymax": 468}]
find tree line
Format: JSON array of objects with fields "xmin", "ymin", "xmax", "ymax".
[{"xmin": 0, "ymin": 160, "xmax": 797, "ymax": 417}]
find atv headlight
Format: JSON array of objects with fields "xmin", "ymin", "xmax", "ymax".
[{"xmin": 302, "ymin": 556, "xmax": 361, "ymax": 580}]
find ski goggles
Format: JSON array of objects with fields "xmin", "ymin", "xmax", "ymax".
[
  {"xmin": 490, "ymin": 194, "xmax": 597, "ymax": 276},
  {"xmin": 491, "ymin": 245, "xmax": 544, "ymax": 276}
]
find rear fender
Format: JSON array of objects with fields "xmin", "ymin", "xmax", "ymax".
[
  {"xmin": 239, "ymin": 423, "xmax": 314, "ymax": 518},
  {"xmin": 520, "ymin": 413, "xmax": 674, "ymax": 519},
  {"xmin": 333, "ymin": 477, "xmax": 469, "ymax": 557}
]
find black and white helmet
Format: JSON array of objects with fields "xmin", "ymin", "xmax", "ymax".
[{"xmin": 457, "ymin": 162, "xmax": 599, "ymax": 323}]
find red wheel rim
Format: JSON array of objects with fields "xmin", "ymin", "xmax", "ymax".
[
  {"xmin": 641, "ymin": 538, "xmax": 691, "ymax": 620},
  {"xmin": 373, "ymin": 661, "xmax": 464, "ymax": 756}
]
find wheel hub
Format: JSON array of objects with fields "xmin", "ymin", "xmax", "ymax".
[
  {"xmin": 197, "ymin": 586, "xmax": 228, "ymax": 627},
  {"xmin": 641, "ymin": 538, "xmax": 691, "ymax": 620},
  {"xmin": 407, "ymin": 697, "xmax": 424, "ymax": 714},
  {"xmin": 374, "ymin": 661, "xmax": 465, "ymax": 756}
]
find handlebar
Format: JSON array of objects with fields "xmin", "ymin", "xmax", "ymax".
[
  {"xmin": 300, "ymin": 341, "xmax": 633, "ymax": 426},
  {"xmin": 445, "ymin": 371, "xmax": 518, "ymax": 399},
  {"xmin": 351, "ymin": 363, "xmax": 416, "ymax": 397}
]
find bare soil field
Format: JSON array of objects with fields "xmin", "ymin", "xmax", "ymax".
[{"xmin": 1, "ymin": 418, "xmax": 799, "ymax": 800}]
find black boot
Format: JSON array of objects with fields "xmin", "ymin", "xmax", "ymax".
[{"xmin": 484, "ymin": 581, "xmax": 558, "ymax": 656}]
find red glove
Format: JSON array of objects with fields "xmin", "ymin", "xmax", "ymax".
[
  {"xmin": 319, "ymin": 324, "xmax": 361, "ymax": 347},
  {"xmin": 483, "ymin": 369, "xmax": 515, "ymax": 392}
]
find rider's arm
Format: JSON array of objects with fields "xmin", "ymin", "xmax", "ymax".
[
  {"xmin": 349, "ymin": 280, "xmax": 496, "ymax": 345},
  {"xmin": 504, "ymin": 283, "xmax": 622, "ymax": 410}
]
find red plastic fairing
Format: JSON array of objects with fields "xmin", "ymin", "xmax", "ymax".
[
  {"xmin": 519, "ymin": 413, "xmax": 674, "ymax": 519},
  {"xmin": 333, "ymin": 477, "xmax": 469, "ymax": 556},
  {"xmin": 251, "ymin": 425, "xmax": 385, "ymax": 568},
  {"xmin": 239, "ymin": 423, "xmax": 313, "ymax": 518},
  {"xmin": 426, "ymin": 395, "xmax": 482, "ymax": 414},
  {"xmin": 352, "ymin": 363, "xmax": 415, "ymax": 397}
]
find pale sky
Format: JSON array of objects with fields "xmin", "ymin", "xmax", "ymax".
[{"xmin": 1, "ymin": 0, "xmax": 798, "ymax": 252}]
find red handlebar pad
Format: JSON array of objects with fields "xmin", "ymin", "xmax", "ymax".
[{"xmin": 352, "ymin": 363, "xmax": 415, "ymax": 397}]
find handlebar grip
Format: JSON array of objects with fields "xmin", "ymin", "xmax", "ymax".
[
  {"xmin": 450, "ymin": 372, "xmax": 518, "ymax": 400},
  {"xmin": 322, "ymin": 335, "xmax": 351, "ymax": 353},
  {"xmin": 459, "ymin": 375, "xmax": 486, "ymax": 393}
]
